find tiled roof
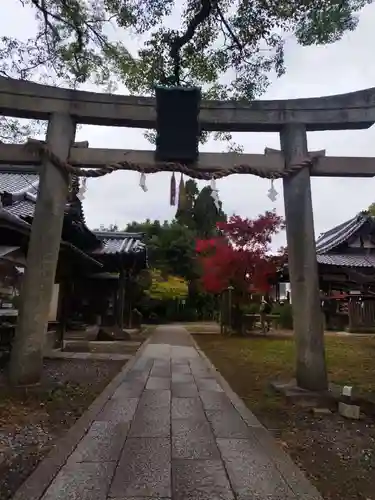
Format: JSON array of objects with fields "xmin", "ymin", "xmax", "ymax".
[
  {"xmin": 0, "ymin": 246, "xmax": 20, "ymax": 258},
  {"xmin": 0, "ymin": 208, "xmax": 102, "ymax": 268},
  {"xmin": 62, "ymin": 242, "xmax": 103, "ymax": 268},
  {"xmin": 317, "ymin": 254, "xmax": 375, "ymax": 267},
  {"xmin": 0, "ymin": 208, "xmax": 31, "ymax": 230},
  {"xmin": 93, "ymin": 232, "xmax": 146, "ymax": 255},
  {"xmin": 5, "ymin": 198, "xmax": 36, "ymax": 218},
  {"xmin": 0, "ymin": 169, "xmax": 86, "ymax": 223},
  {"xmin": 316, "ymin": 214, "xmax": 369, "ymax": 254},
  {"xmin": 315, "ymin": 213, "xmax": 375, "ymax": 268},
  {"xmin": 0, "ymin": 170, "xmax": 39, "ymax": 195},
  {"xmin": 0, "ymin": 170, "xmax": 147, "ymax": 262},
  {"xmin": 0, "ymin": 168, "xmax": 39, "ymax": 220}
]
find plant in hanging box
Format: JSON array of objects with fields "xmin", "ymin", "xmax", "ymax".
[{"xmin": 155, "ymin": 85, "xmax": 201, "ymax": 164}]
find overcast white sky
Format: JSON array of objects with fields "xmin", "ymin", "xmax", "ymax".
[{"xmin": 3, "ymin": 2, "xmax": 375, "ymax": 249}]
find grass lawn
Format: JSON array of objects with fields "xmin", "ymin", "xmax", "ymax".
[
  {"xmin": 182, "ymin": 322, "xmax": 221, "ymax": 334},
  {"xmin": 195, "ymin": 334, "xmax": 375, "ymax": 500}
]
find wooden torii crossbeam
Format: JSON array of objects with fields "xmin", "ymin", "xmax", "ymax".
[{"xmin": 1, "ymin": 142, "xmax": 375, "ymax": 177}]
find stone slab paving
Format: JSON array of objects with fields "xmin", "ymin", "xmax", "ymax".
[{"xmin": 16, "ymin": 325, "xmax": 323, "ymax": 500}]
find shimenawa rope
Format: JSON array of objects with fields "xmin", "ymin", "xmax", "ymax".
[{"xmin": 25, "ymin": 138, "xmax": 315, "ymax": 181}]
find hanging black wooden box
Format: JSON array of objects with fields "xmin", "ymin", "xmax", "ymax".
[{"xmin": 155, "ymin": 86, "xmax": 201, "ymax": 163}]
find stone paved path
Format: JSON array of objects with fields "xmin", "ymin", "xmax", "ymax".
[{"xmin": 23, "ymin": 325, "xmax": 322, "ymax": 500}]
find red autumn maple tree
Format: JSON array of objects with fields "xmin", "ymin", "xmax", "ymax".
[{"xmin": 196, "ymin": 211, "xmax": 286, "ymax": 294}]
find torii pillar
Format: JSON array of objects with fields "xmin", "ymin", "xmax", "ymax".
[
  {"xmin": 9, "ymin": 113, "xmax": 76, "ymax": 386},
  {"xmin": 280, "ymin": 124, "xmax": 327, "ymax": 392}
]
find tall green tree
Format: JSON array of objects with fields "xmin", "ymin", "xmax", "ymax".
[
  {"xmin": 367, "ymin": 203, "xmax": 375, "ymax": 216},
  {"xmin": 175, "ymin": 180, "xmax": 199, "ymax": 230},
  {"xmin": 1, "ymin": 0, "xmax": 370, "ymax": 141},
  {"xmin": 193, "ymin": 186, "xmax": 226, "ymax": 238},
  {"xmin": 126, "ymin": 219, "xmax": 198, "ymax": 281},
  {"xmin": 176, "ymin": 180, "xmax": 226, "ymax": 237},
  {"xmin": 127, "ymin": 216, "xmax": 218, "ymax": 321},
  {"xmin": 146, "ymin": 269, "xmax": 189, "ymax": 301},
  {"xmin": 126, "ymin": 179, "xmax": 228, "ymax": 320}
]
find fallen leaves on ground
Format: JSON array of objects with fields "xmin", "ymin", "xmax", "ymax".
[{"xmin": 195, "ymin": 334, "xmax": 375, "ymax": 500}]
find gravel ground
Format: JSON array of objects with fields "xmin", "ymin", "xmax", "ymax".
[
  {"xmin": 268, "ymin": 407, "xmax": 375, "ymax": 500},
  {"xmin": 0, "ymin": 358, "xmax": 125, "ymax": 500}
]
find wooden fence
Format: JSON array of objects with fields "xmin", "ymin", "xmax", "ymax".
[{"xmin": 348, "ymin": 297, "xmax": 375, "ymax": 333}]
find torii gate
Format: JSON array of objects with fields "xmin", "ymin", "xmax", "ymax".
[{"xmin": 1, "ymin": 77, "xmax": 375, "ymax": 390}]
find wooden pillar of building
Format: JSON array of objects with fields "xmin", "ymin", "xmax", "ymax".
[
  {"xmin": 280, "ymin": 123, "xmax": 327, "ymax": 391},
  {"xmin": 112, "ymin": 285, "xmax": 118, "ymax": 327},
  {"xmin": 125, "ymin": 270, "xmax": 132, "ymax": 328},
  {"xmin": 117, "ymin": 268, "xmax": 125, "ymax": 330},
  {"xmin": 57, "ymin": 281, "xmax": 67, "ymax": 348},
  {"xmin": 9, "ymin": 113, "xmax": 76, "ymax": 386},
  {"xmin": 57, "ymin": 279, "xmax": 73, "ymax": 348}
]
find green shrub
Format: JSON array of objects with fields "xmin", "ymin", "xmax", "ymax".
[
  {"xmin": 273, "ymin": 302, "xmax": 293, "ymax": 329},
  {"xmin": 173, "ymin": 307, "xmax": 199, "ymax": 322},
  {"xmin": 240, "ymin": 302, "xmax": 259, "ymax": 314}
]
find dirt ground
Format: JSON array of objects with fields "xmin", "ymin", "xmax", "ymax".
[
  {"xmin": 195, "ymin": 334, "xmax": 375, "ymax": 500},
  {"xmin": 0, "ymin": 358, "xmax": 124, "ymax": 500}
]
